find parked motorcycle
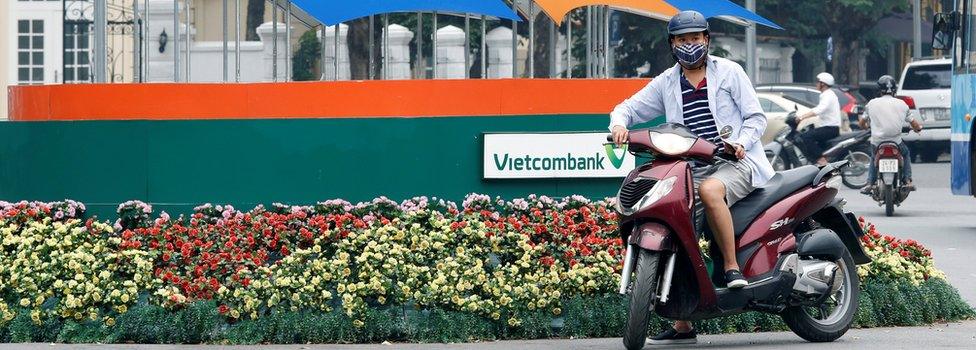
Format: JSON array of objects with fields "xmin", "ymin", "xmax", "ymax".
[
  {"xmin": 868, "ymin": 141, "xmax": 912, "ymax": 216},
  {"xmin": 764, "ymin": 112, "xmax": 873, "ymax": 189},
  {"xmin": 609, "ymin": 123, "xmax": 870, "ymax": 350}
]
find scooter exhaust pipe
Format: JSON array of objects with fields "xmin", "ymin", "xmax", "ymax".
[{"xmin": 619, "ymin": 245, "xmax": 635, "ymax": 295}]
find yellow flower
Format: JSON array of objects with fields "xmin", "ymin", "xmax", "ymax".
[
  {"xmin": 120, "ymin": 294, "xmax": 130, "ymax": 303},
  {"xmin": 353, "ymin": 319, "xmax": 365, "ymax": 328},
  {"xmin": 552, "ymin": 308, "xmax": 562, "ymax": 315},
  {"xmin": 105, "ymin": 317, "xmax": 116, "ymax": 326},
  {"xmin": 18, "ymin": 298, "xmax": 29, "ymax": 307},
  {"xmin": 230, "ymin": 309, "xmax": 241, "ymax": 319}
]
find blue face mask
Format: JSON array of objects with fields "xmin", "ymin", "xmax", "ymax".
[{"xmin": 673, "ymin": 42, "xmax": 707, "ymax": 68}]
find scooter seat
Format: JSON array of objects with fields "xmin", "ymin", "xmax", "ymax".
[
  {"xmin": 729, "ymin": 165, "xmax": 820, "ymax": 237},
  {"xmin": 825, "ymin": 130, "xmax": 869, "ymax": 145}
]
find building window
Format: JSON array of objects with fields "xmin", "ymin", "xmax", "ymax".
[
  {"xmin": 64, "ymin": 24, "xmax": 92, "ymax": 83},
  {"xmin": 17, "ymin": 19, "xmax": 45, "ymax": 85}
]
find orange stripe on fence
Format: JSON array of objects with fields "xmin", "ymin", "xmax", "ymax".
[{"xmin": 7, "ymin": 79, "xmax": 650, "ymax": 121}]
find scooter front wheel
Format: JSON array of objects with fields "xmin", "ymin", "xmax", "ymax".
[
  {"xmin": 841, "ymin": 149, "xmax": 872, "ymax": 189},
  {"xmin": 771, "ymin": 154, "xmax": 788, "ymax": 172},
  {"xmin": 623, "ymin": 249, "xmax": 661, "ymax": 350}
]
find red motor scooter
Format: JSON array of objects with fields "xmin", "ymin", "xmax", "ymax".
[
  {"xmin": 868, "ymin": 141, "xmax": 911, "ymax": 217},
  {"xmin": 611, "ymin": 123, "xmax": 871, "ymax": 350}
]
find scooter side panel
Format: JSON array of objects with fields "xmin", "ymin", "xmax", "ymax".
[{"xmin": 737, "ymin": 185, "xmax": 838, "ymax": 278}]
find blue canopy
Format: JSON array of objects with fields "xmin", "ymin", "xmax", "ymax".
[
  {"xmin": 668, "ymin": 0, "xmax": 783, "ymax": 30},
  {"xmin": 289, "ymin": 0, "xmax": 522, "ymax": 26}
]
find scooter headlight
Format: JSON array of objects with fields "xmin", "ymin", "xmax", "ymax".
[
  {"xmin": 617, "ymin": 176, "xmax": 678, "ymax": 215},
  {"xmin": 649, "ymin": 132, "xmax": 697, "ymax": 155}
]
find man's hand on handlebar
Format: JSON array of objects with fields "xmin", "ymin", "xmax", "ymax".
[
  {"xmin": 724, "ymin": 141, "xmax": 746, "ymax": 160},
  {"xmin": 611, "ymin": 125, "xmax": 629, "ymax": 146},
  {"xmin": 910, "ymin": 119, "xmax": 923, "ymax": 134}
]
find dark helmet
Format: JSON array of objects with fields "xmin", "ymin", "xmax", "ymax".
[
  {"xmin": 668, "ymin": 10, "xmax": 710, "ymax": 38},
  {"xmin": 877, "ymin": 75, "xmax": 897, "ymax": 95}
]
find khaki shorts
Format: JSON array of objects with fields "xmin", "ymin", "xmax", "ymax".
[
  {"xmin": 693, "ymin": 160, "xmax": 755, "ymax": 206},
  {"xmin": 692, "ymin": 161, "xmax": 755, "ymax": 237}
]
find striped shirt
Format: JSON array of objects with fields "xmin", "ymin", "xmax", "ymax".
[{"xmin": 681, "ymin": 75, "xmax": 724, "ymax": 153}]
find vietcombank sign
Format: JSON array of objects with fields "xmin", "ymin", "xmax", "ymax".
[{"xmin": 483, "ymin": 133, "xmax": 635, "ymax": 179}]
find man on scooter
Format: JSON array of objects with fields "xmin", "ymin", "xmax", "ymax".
[
  {"xmin": 858, "ymin": 75, "xmax": 923, "ymax": 194},
  {"xmin": 608, "ymin": 10, "xmax": 774, "ymax": 345},
  {"xmin": 796, "ymin": 72, "xmax": 844, "ymax": 166}
]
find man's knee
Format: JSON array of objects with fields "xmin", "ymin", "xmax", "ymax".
[{"xmin": 699, "ymin": 179, "xmax": 726, "ymax": 206}]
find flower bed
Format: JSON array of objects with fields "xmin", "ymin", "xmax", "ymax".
[{"xmin": 0, "ymin": 197, "xmax": 971, "ymax": 344}]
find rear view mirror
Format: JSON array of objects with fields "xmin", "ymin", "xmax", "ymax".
[{"xmin": 932, "ymin": 12, "xmax": 959, "ymax": 51}]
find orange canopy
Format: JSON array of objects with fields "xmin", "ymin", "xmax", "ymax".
[{"xmin": 534, "ymin": 0, "xmax": 679, "ymax": 25}]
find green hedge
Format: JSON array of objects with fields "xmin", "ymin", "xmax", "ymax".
[{"xmin": 0, "ymin": 278, "xmax": 970, "ymax": 344}]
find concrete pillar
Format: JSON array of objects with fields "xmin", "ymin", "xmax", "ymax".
[
  {"xmin": 318, "ymin": 24, "xmax": 350, "ymax": 80},
  {"xmin": 555, "ymin": 34, "xmax": 566, "ymax": 77},
  {"xmin": 383, "ymin": 24, "xmax": 414, "ymax": 80},
  {"xmin": 782, "ymin": 46, "xmax": 796, "ymax": 83},
  {"xmin": 435, "ymin": 25, "xmax": 466, "ymax": 79},
  {"xmin": 486, "ymin": 27, "xmax": 515, "ymax": 78},
  {"xmin": 147, "ymin": 0, "xmax": 191, "ymax": 82},
  {"xmin": 257, "ymin": 21, "xmax": 290, "ymax": 82}
]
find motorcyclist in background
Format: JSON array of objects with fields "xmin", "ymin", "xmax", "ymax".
[{"xmin": 858, "ymin": 75, "xmax": 923, "ymax": 195}]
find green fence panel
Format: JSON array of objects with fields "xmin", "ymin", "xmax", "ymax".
[{"xmin": 1, "ymin": 115, "xmax": 663, "ymax": 218}]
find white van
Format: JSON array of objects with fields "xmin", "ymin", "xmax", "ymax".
[{"xmin": 896, "ymin": 58, "xmax": 951, "ymax": 162}]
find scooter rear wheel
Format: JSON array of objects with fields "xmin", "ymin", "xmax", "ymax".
[
  {"xmin": 884, "ymin": 185, "xmax": 895, "ymax": 216},
  {"xmin": 623, "ymin": 249, "xmax": 661, "ymax": 350},
  {"xmin": 781, "ymin": 252, "xmax": 859, "ymax": 342}
]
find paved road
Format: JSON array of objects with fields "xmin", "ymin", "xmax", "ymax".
[
  {"xmin": 2, "ymin": 321, "xmax": 973, "ymax": 349},
  {"xmin": 836, "ymin": 162, "xmax": 976, "ymax": 305}
]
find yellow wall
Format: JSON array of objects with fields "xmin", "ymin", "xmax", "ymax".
[{"xmin": 193, "ymin": 0, "xmax": 306, "ymax": 51}]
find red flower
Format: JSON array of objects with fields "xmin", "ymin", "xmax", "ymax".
[
  {"xmin": 280, "ymin": 245, "xmax": 290, "ymax": 256},
  {"xmin": 162, "ymin": 253, "xmax": 171, "ymax": 262}
]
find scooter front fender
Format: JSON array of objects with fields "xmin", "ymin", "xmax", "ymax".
[{"xmin": 628, "ymin": 222, "xmax": 675, "ymax": 251}]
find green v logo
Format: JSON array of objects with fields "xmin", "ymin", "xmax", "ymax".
[{"xmin": 604, "ymin": 144, "xmax": 628, "ymax": 169}]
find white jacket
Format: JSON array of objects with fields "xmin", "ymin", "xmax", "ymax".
[{"xmin": 609, "ymin": 55, "xmax": 774, "ymax": 187}]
